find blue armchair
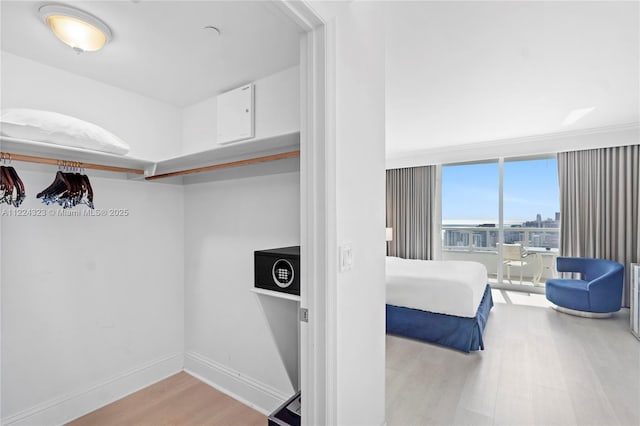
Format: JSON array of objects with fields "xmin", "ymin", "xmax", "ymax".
[{"xmin": 545, "ymin": 257, "xmax": 624, "ymax": 316}]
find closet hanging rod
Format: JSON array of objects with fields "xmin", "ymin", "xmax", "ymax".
[
  {"xmin": 145, "ymin": 150, "xmax": 300, "ymax": 181},
  {"xmin": 0, "ymin": 152, "xmax": 145, "ymax": 175}
]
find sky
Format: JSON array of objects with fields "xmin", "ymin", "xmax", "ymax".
[{"xmin": 442, "ymin": 158, "xmax": 560, "ymax": 225}]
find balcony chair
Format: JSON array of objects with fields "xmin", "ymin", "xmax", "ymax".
[
  {"xmin": 545, "ymin": 257, "xmax": 624, "ymax": 318},
  {"xmin": 501, "ymin": 243, "xmax": 531, "ymax": 285}
]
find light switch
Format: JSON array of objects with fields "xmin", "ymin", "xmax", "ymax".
[{"xmin": 339, "ymin": 243, "xmax": 353, "ymax": 272}]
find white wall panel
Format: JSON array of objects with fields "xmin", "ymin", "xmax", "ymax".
[
  {"xmin": 331, "ymin": 2, "xmax": 387, "ymax": 425},
  {"xmin": 1, "ymin": 171, "xmax": 184, "ymax": 424},
  {"xmin": 1, "ymin": 49, "xmax": 302, "ymax": 423},
  {"xmin": 183, "ymin": 172, "xmax": 300, "ymax": 413},
  {"xmin": 0, "ymin": 51, "xmax": 182, "ymax": 161},
  {"xmin": 181, "ymin": 66, "xmax": 299, "ymax": 155}
]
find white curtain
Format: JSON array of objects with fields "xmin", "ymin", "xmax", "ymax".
[
  {"xmin": 386, "ymin": 166, "xmax": 436, "ymax": 260},
  {"xmin": 558, "ymin": 145, "xmax": 640, "ymax": 307}
]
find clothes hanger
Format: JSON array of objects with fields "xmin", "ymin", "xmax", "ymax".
[
  {"xmin": 37, "ymin": 161, "xmax": 94, "ymax": 209},
  {"xmin": 6, "ymin": 165, "xmax": 25, "ymax": 207},
  {"xmin": 7, "ymin": 167, "xmax": 24, "ymax": 207},
  {"xmin": 0, "ymin": 155, "xmax": 11, "ymax": 204},
  {"xmin": 1, "ymin": 155, "xmax": 11, "ymax": 199},
  {"xmin": 7, "ymin": 168, "xmax": 20, "ymax": 204},
  {"xmin": 65, "ymin": 169, "xmax": 79, "ymax": 207},
  {"xmin": 80, "ymin": 172, "xmax": 94, "ymax": 208},
  {"xmin": 0, "ymin": 166, "xmax": 10, "ymax": 204},
  {"xmin": 73, "ymin": 172, "xmax": 85, "ymax": 208},
  {"xmin": 1, "ymin": 164, "xmax": 15, "ymax": 205},
  {"xmin": 38, "ymin": 166, "xmax": 71, "ymax": 206}
]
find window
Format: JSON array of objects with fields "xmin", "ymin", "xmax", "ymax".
[
  {"xmin": 504, "ymin": 158, "xmax": 560, "ymax": 249},
  {"xmin": 442, "ymin": 162, "xmax": 498, "ymax": 251},
  {"xmin": 441, "ymin": 156, "xmax": 560, "ymax": 286}
]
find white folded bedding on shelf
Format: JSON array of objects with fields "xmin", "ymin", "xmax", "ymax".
[
  {"xmin": 0, "ymin": 108, "xmax": 130, "ymax": 155},
  {"xmin": 386, "ymin": 256, "xmax": 488, "ymax": 318}
]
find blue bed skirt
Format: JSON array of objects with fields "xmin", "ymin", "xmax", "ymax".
[{"xmin": 386, "ymin": 284, "xmax": 493, "ymax": 353}]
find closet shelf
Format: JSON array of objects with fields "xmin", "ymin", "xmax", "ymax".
[
  {"xmin": 146, "ymin": 150, "xmax": 299, "ymax": 180},
  {"xmin": 0, "ymin": 131, "xmax": 300, "ymax": 181},
  {"xmin": 146, "ymin": 131, "xmax": 300, "ymax": 181},
  {"xmin": 250, "ymin": 287, "xmax": 301, "ymax": 302},
  {"xmin": 0, "ymin": 136, "xmax": 153, "ymax": 175}
]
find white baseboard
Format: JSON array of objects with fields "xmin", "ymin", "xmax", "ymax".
[
  {"xmin": 3, "ymin": 351, "xmax": 290, "ymax": 425},
  {"xmin": 2, "ymin": 352, "xmax": 183, "ymax": 426},
  {"xmin": 184, "ymin": 351, "xmax": 290, "ymax": 416}
]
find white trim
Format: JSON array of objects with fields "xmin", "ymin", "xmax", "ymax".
[
  {"xmin": 275, "ymin": 1, "xmax": 331, "ymax": 425},
  {"xmin": 498, "ymin": 158, "xmax": 505, "ymax": 283},
  {"xmin": 322, "ymin": 15, "xmax": 339, "ymax": 426},
  {"xmin": 386, "ymin": 123, "xmax": 640, "ymax": 169},
  {"xmin": 272, "ymin": 0, "xmax": 323, "ymax": 30},
  {"xmin": 2, "ymin": 353, "xmax": 183, "ymax": 426},
  {"xmin": 0, "ymin": 203, "xmax": 3, "ymax": 423},
  {"xmin": 183, "ymin": 351, "xmax": 291, "ymax": 416}
]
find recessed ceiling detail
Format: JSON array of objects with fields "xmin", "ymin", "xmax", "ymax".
[{"xmin": 562, "ymin": 107, "xmax": 596, "ymax": 126}]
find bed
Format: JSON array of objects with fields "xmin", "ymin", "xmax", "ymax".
[{"xmin": 386, "ymin": 256, "xmax": 493, "ymax": 353}]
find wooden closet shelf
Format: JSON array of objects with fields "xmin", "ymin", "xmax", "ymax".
[
  {"xmin": 0, "ymin": 151, "xmax": 145, "ymax": 175},
  {"xmin": 145, "ymin": 150, "xmax": 300, "ymax": 181},
  {"xmin": 1, "ymin": 132, "xmax": 301, "ymax": 181},
  {"xmin": 0, "ymin": 136, "xmax": 153, "ymax": 175}
]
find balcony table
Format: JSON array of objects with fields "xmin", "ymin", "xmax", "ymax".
[{"xmin": 525, "ymin": 247, "xmax": 559, "ymax": 285}]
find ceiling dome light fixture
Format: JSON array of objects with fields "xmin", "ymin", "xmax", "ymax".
[{"xmin": 39, "ymin": 4, "xmax": 113, "ymax": 53}]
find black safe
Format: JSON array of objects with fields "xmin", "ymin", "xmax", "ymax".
[{"xmin": 254, "ymin": 246, "xmax": 300, "ymax": 296}]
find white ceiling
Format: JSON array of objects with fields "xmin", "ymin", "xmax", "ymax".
[
  {"xmin": 1, "ymin": 1, "xmax": 637, "ymax": 157},
  {"xmin": 385, "ymin": 1, "xmax": 640, "ymax": 158},
  {"xmin": 0, "ymin": 1, "xmax": 302, "ymax": 107}
]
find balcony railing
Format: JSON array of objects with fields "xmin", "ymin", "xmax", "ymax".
[
  {"xmin": 442, "ymin": 226, "xmax": 560, "ymax": 287},
  {"xmin": 442, "ymin": 226, "xmax": 560, "ymax": 252}
]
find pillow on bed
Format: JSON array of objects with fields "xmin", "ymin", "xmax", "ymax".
[{"xmin": 0, "ymin": 108, "xmax": 130, "ymax": 155}]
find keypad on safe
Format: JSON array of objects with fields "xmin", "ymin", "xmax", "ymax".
[{"xmin": 276, "ymin": 268, "xmax": 290, "ymax": 282}]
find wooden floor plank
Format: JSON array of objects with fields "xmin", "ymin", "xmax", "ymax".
[
  {"xmin": 387, "ymin": 289, "xmax": 640, "ymax": 426},
  {"xmin": 67, "ymin": 288, "xmax": 639, "ymax": 426},
  {"xmin": 67, "ymin": 372, "xmax": 265, "ymax": 426}
]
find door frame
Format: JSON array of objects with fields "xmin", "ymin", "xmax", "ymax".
[{"xmin": 273, "ymin": 2, "xmax": 334, "ymax": 425}]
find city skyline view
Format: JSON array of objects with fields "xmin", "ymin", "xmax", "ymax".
[{"xmin": 442, "ymin": 158, "xmax": 560, "ymax": 226}]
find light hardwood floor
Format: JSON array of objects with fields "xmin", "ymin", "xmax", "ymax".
[
  {"xmin": 67, "ymin": 372, "xmax": 265, "ymax": 426},
  {"xmin": 66, "ymin": 290, "xmax": 638, "ymax": 426},
  {"xmin": 387, "ymin": 289, "xmax": 640, "ymax": 426}
]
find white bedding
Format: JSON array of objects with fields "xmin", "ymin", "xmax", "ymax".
[
  {"xmin": 1, "ymin": 109, "xmax": 130, "ymax": 155},
  {"xmin": 386, "ymin": 256, "xmax": 488, "ymax": 318}
]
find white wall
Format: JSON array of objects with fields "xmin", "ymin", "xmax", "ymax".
[
  {"xmin": 1, "ymin": 171, "xmax": 184, "ymax": 425},
  {"xmin": 0, "ymin": 169, "xmax": 3, "ymax": 424},
  {"xmin": 1, "ymin": 50, "xmax": 187, "ymax": 425},
  {"xmin": 324, "ymin": 2, "xmax": 387, "ymax": 425},
  {"xmin": 0, "ymin": 51, "xmax": 182, "ymax": 161},
  {"xmin": 181, "ymin": 66, "xmax": 299, "ymax": 155},
  {"xmin": 1, "ymin": 44, "xmax": 303, "ymax": 423},
  {"xmin": 183, "ymin": 172, "xmax": 300, "ymax": 413}
]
